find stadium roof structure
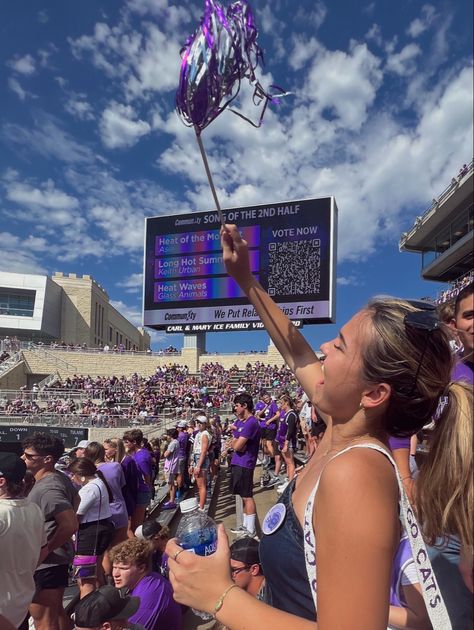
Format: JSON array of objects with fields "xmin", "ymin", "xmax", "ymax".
[{"xmin": 399, "ymin": 160, "xmax": 473, "ymax": 282}]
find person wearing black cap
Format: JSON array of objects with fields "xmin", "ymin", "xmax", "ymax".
[
  {"xmin": 229, "ymin": 538, "xmax": 265, "ymax": 600},
  {"xmin": 0, "ymin": 452, "xmax": 46, "ymax": 629},
  {"xmin": 73, "ymin": 584, "xmax": 144, "ymax": 630},
  {"xmin": 135, "ymin": 519, "xmax": 170, "ymax": 577},
  {"xmin": 211, "ymin": 539, "xmax": 266, "ymax": 630}
]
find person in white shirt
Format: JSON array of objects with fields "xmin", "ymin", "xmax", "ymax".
[
  {"xmin": 190, "ymin": 416, "xmax": 211, "ymax": 510},
  {"xmin": 68, "ymin": 458, "xmax": 114, "ymax": 599},
  {"xmin": 0, "ymin": 452, "xmax": 46, "ymax": 628}
]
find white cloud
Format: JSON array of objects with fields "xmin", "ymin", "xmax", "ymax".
[
  {"xmin": 123, "ymin": 23, "xmax": 182, "ymax": 97},
  {"xmin": 295, "ymin": 2, "xmax": 327, "ymax": 30},
  {"xmin": 116, "ymin": 273, "xmax": 143, "ymax": 293},
  {"xmin": 69, "ymin": 16, "xmax": 185, "ymax": 101},
  {"xmin": 306, "ymin": 42, "xmax": 383, "ymax": 130},
  {"xmin": 8, "ymin": 78, "xmax": 27, "ymax": 100},
  {"xmin": 127, "ymin": 0, "xmax": 190, "ymax": 28},
  {"xmin": 407, "ymin": 4, "xmax": 436, "ymax": 38},
  {"xmin": 289, "ymin": 36, "xmax": 321, "ymax": 71},
  {"xmin": 99, "ymin": 102, "xmax": 151, "ymax": 148},
  {"xmin": 8, "ymin": 54, "xmax": 36, "ymax": 75},
  {"xmin": 363, "ymin": 3, "xmax": 376, "ymax": 16},
  {"xmin": 6, "ymin": 179, "xmax": 79, "ymax": 212},
  {"xmin": 2, "ymin": 113, "xmax": 98, "ymax": 164},
  {"xmin": 0, "ymin": 232, "xmax": 48, "ymax": 275},
  {"xmin": 366, "ymin": 24, "xmax": 383, "ymax": 47},
  {"xmin": 37, "ymin": 44, "xmax": 57, "ymax": 68},
  {"xmin": 64, "ymin": 92, "xmax": 95, "ymax": 121},
  {"xmin": 37, "ymin": 10, "xmax": 49, "ymax": 24},
  {"xmin": 337, "ymin": 276, "xmax": 359, "ymax": 286},
  {"xmin": 386, "ymin": 43, "xmax": 421, "ymax": 76}
]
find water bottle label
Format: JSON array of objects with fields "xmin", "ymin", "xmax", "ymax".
[{"xmin": 182, "ymin": 539, "xmax": 217, "ymax": 556}]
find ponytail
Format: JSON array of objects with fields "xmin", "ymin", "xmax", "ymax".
[
  {"xmin": 69, "ymin": 457, "xmax": 114, "ymax": 504},
  {"xmin": 416, "ymin": 381, "xmax": 473, "ymax": 549}
]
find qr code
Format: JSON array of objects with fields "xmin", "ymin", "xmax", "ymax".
[{"xmin": 268, "ymin": 239, "xmax": 321, "ymax": 296}]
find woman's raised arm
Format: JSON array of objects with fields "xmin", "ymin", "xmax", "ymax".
[{"xmin": 221, "ymin": 224, "xmax": 323, "ymax": 402}]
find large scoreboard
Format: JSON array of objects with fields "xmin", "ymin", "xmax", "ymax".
[{"xmin": 143, "ymin": 196, "xmax": 337, "ymax": 333}]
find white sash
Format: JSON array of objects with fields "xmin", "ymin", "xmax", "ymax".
[{"xmin": 303, "ymin": 443, "xmax": 452, "ymax": 629}]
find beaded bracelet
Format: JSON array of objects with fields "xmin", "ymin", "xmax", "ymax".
[{"xmin": 213, "ymin": 583, "xmax": 239, "ymax": 618}]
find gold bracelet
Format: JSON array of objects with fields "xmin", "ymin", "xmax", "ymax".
[{"xmin": 213, "ymin": 583, "xmax": 239, "ymax": 618}]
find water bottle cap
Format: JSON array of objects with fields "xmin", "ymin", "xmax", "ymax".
[{"xmin": 179, "ymin": 497, "xmax": 199, "ymax": 513}]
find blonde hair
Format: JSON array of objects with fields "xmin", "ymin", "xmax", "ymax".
[
  {"xmin": 363, "ymin": 297, "xmax": 453, "ymax": 436},
  {"xmin": 416, "ymin": 382, "xmax": 473, "ymax": 549},
  {"xmin": 363, "ymin": 297, "xmax": 472, "ymax": 548},
  {"xmin": 103, "ymin": 438, "xmax": 125, "ymax": 463},
  {"xmin": 109, "ymin": 538, "xmax": 152, "ymax": 568}
]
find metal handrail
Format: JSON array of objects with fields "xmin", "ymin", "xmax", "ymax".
[
  {"xmin": 400, "ymin": 159, "xmax": 474, "ymax": 247},
  {"xmin": 0, "ymin": 412, "xmax": 173, "ymax": 429},
  {"xmin": 24, "ymin": 344, "xmax": 181, "ymax": 357},
  {"xmin": 37, "ymin": 372, "xmax": 62, "ymax": 389},
  {"xmin": 28, "ymin": 344, "xmax": 77, "ymax": 370},
  {"xmin": 0, "ymin": 351, "xmax": 23, "ymax": 376}
]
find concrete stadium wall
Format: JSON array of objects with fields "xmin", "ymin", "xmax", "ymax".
[
  {"xmin": 88, "ymin": 425, "xmax": 166, "ymax": 443},
  {"xmin": 18, "ymin": 345, "xmax": 287, "ymax": 380},
  {"xmin": 0, "ymin": 360, "xmax": 28, "ymax": 389}
]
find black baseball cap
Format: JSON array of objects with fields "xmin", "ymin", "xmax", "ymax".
[
  {"xmin": 0, "ymin": 452, "xmax": 26, "ymax": 483},
  {"xmin": 136, "ymin": 518, "xmax": 163, "ymax": 540},
  {"xmin": 73, "ymin": 585, "xmax": 140, "ymax": 627},
  {"xmin": 230, "ymin": 537, "xmax": 261, "ymax": 566}
]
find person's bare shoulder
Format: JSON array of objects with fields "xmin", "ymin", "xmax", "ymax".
[{"xmin": 316, "ymin": 446, "xmax": 399, "ymax": 545}]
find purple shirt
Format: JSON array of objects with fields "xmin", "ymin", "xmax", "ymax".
[
  {"xmin": 388, "ymin": 436, "xmax": 410, "ymax": 451},
  {"xmin": 133, "ymin": 448, "xmax": 153, "ymax": 492},
  {"xmin": 98, "ymin": 461, "xmax": 128, "ymax": 528},
  {"xmin": 129, "ymin": 572, "xmax": 182, "ymax": 630},
  {"xmin": 231, "ymin": 415, "xmax": 261, "ymax": 469},
  {"xmin": 255, "ymin": 400, "xmax": 279, "ymax": 429},
  {"xmin": 177, "ymin": 431, "xmax": 189, "ymax": 459},
  {"xmin": 452, "ymin": 359, "xmax": 474, "ymax": 385},
  {"xmin": 121, "ymin": 455, "xmax": 140, "ymax": 516},
  {"xmin": 389, "ymin": 358, "xmax": 474, "ymax": 452}
]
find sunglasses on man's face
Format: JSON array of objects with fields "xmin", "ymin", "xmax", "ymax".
[
  {"xmin": 231, "ymin": 564, "xmax": 251, "ymax": 576},
  {"xmin": 23, "ymin": 452, "xmax": 43, "ymax": 460}
]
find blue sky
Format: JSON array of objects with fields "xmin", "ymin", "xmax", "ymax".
[{"xmin": 0, "ymin": 0, "xmax": 472, "ymax": 353}]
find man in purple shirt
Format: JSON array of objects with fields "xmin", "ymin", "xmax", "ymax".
[
  {"xmin": 254, "ymin": 392, "xmax": 279, "ymax": 472},
  {"xmin": 111, "ymin": 539, "xmax": 182, "ymax": 630},
  {"xmin": 227, "ymin": 393, "xmax": 261, "ymax": 538},
  {"xmin": 123, "ymin": 430, "xmax": 153, "ymax": 532}
]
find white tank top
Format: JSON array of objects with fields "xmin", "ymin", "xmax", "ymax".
[{"xmin": 302, "ymin": 443, "xmax": 451, "ymax": 630}]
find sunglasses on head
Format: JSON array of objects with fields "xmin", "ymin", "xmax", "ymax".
[
  {"xmin": 402, "ymin": 300, "xmax": 440, "ymax": 396},
  {"xmin": 404, "ymin": 300, "xmax": 439, "ymax": 333}
]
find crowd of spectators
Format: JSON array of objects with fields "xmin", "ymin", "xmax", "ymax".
[
  {"xmin": 0, "ymin": 362, "xmax": 297, "ymax": 427},
  {"xmin": 38, "ymin": 340, "xmax": 180, "ymax": 355},
  {"xmin": 436, "ymin": 271, "xmax": 474, "ymax": 305}
]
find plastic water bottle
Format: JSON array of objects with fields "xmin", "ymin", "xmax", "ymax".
[{"xmin": 176, "ymin": 497, "xmax": 217, "ymax": 620}]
